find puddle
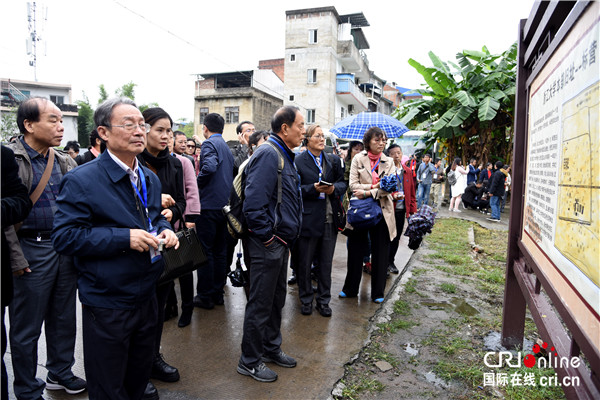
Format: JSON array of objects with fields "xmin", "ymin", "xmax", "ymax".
[
  {"xmin": 420, "ymin": 298, "xmax": 480, "ymax": 316},
  {"xmin": 483, "ymin": 331, "xmax": 534, "ymax": 353},
  {"xmin": 424, "ymin": 371, "xmax": 450, "ymax": 388},
  {"xmin": 404, "ymin": 342, "xmax": 419, "ymax": 356},
  {"xmin": 450, "ymin": 298, "xmax": 479, "ymax": 316}
]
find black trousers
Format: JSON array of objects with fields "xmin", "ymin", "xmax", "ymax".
[
  {"xmin": 196, "ymin": 210, "xmax": 228, "ymax": 302},
  {"xmin": 343, "ymin": 219, "xmax": 390, "ymax": 300},
  {"xmin": 82, "ymin": 295, "xmax": 158, "ymax": 400},
  {"xmin": 240, "ymin": 236, "xmax": 288, "ymax": 367},
  {"xmin": 389, "ymin": 209, "xmax": 406, "ymax": 265},
  {"xmin": 295, "ymin": 223, "xmax": 337, "ymax": 306},
  {"xmin": 2, "ymin": 307, "xmax": 7, "ymax": 400}
]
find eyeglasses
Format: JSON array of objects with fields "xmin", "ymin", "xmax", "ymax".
[
  {"xmin": 107, "ymin": 123, "xmax": 151, "ymax": 133},
  {"xmin": 187, "ymin": 145, "xmax": 196, "ymax": 148},
  {"xmin": 309, "ymin": 135, "xmax": 325, "ymax": 140}
]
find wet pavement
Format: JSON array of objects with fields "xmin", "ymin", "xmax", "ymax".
[
  {"xmin": 5, "ymin": 233, "xmax": 414, "ymax": 400},
  {"xmin": 5, "ymin": 201, "xmax": 508, "ymax": 399}
]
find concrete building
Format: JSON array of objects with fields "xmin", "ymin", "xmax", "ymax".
[
  {"xmin": 193, "ymin": 69, "xmax": 284, "ymax": 142},
  {"xmin": 284, "ymin": 6, "xmax": 389, "ymax": 128},
  {"xmin": 1, "ymin": 78, "xmax": 78, "ymax": 146}
]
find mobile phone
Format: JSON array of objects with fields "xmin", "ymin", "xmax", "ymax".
[{"xmin": 318, "ymin": 181, "xmax": 333, "ymax": 186}]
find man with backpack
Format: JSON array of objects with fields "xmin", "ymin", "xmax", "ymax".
[{"xmin": 237, "ymin": 106, "xmax": 304, "ymax": 383}]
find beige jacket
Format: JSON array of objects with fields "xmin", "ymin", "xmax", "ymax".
[{"xmin": 348, "ymin": 151, "xmax": 397, "ymax": 241}]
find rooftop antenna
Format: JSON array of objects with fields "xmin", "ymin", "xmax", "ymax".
[{"xmin": 26, "ymin": 2, "xmax": 46, "ymax": 81}]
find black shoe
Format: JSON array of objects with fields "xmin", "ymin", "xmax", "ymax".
[
  {"xmin": 237, "ymin": 361, "xmax": 277, "ymax": 382},
  {"xmin": 315, "ymin": 303, "xmax": 332, "ymax": 317},
  {"xmin": 150, "ymin": 354, "xmax": 180, "ymax": 382},
  {"xmin": 193, "ymin": 295, "xmax": 214, "ymax": 310},
  {"xmin": 388, "ymin": 264, "xmax": 399, "ymax": 274},
  {"xmin": 212, "ymin": 295, "xmax": 225, "ymax": 306},
  {"xmin": 288, "ymin": 272, "xmax": 297, "ymax": 285},
  {"xmin": 46, "ymin": 374, "xmax": 87, "ymax": 394},
  {"xmin": 300, "ymin": 303, "xmax": 312, "ymax": 315},
  {"xmin": 142, "ymin": 382, "xmax": 159, "ymax": 400},
  {"xmin": 177, "ymin": 307, "xmax": 193, "ymax": 328},
  {"xmin": 163, "ymin": 303, "xmax": 178, "ymax": 321},
  {"xmin": 262, "ymin": 350, "xmax": 297, "ymax": 368}
]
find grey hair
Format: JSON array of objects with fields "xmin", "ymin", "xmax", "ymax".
[{"xmin": 94, "ymin": 97, "xmax": 137, "ymax": 128}]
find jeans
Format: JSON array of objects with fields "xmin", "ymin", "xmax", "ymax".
[
  {"xmin": 416, "ymin": 183, "xmax": 431, "ymax": 209},
  {"xmin": 490, "ymin": 195, "xmax": 501, "ymax": 220}
]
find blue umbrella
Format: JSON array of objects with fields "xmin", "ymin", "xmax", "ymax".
[{"xmin": 329, "ymin": 111, "xmax": 409, "ymax": 139}]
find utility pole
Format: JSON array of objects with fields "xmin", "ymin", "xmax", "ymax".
[{"xmin": 26, "ymin": 2, "xmax": 45, "ymax": 82}]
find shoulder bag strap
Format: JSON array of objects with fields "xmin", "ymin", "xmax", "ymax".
[{"xmin": 29, "ymin": 147, "xmax": 55, "ymax": 205}]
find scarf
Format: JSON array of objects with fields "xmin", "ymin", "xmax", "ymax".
[
  {"xmin": 139, "ymin": 148, "xmax": 170, "ymax": 174},
  {"xmin": 367, "ymin": 151, "xmax": 381, "ymax": 185}
]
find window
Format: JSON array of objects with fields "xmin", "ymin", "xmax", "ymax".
[
  {"xmin": 341, "ymin": 107, "xmax": 346, "ymax": 119},
  {"xmin": 307, "ymin": 69, "xmax": 317, "ymax": 84},
  {"xmin": 348, "ymin": 104, "xmax": 355, "ymax": 114},
  {"xmin": 225, "ymin": 106, "xmax": 239, "ymax": 124},
  {"xmin": 307, "ymin": 109, "xmax": 315, "ymax": 124},
  {"xmin": 50, "ymin": 95, "xmax": 64, "ymax": 105},
  {"xmin": 309, "ymin": 29, "xmax": 318, "ymax": 44},
  {"xmin": 289, "ymin": 95, "xmax": 294, "ymax": 101},
  {"xmin": 290, "ymin": 54, "xmax": 296, "ymax": 62},
  {"xmin": 199, "ymin": 107, "xmax": 209, "ymax": 124}
]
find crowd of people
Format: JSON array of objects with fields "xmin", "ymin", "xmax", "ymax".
[{"xmin": 1, "ymin": 96, "xmax": 510, "ymax": 399}]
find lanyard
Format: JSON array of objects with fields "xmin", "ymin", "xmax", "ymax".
[
  {"xmin": 269, "ymin": 138, "xmax": 295, "ymax": 166},
  {"xmin": 307, "ymin": 151, "xmax": 323, "ymax": 181},
  {"xmin": 371, "ymin": 158, "xmax": 380, "ymax": 174},
  {"xmin": 131, "ymin": 167, "xmax": 153, "ymax": 230}
]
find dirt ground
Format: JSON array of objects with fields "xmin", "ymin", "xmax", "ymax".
[{"xmin": 332, "ymin": 215, "xmax": 566, "ymax": 400}]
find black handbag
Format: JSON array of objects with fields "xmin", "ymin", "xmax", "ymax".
[
  {"xmin": 158, "ymin": 227, "xmax": 207, "ymax": 285},
  {"xmin": 346, "ymin": 197, "xmax": 382, "ymax": 230}
]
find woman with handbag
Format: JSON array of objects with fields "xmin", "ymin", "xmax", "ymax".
[
  {"xmin": 448, "ymin": 157, "xmax": 469, "ymax": 212},
  {"xmin": 137, "ymin": 107, "xmax": 186, "ymax": 387},
  {"xmin": 340, "ymin": 127, "xmax": 396, "ymax": 303}
]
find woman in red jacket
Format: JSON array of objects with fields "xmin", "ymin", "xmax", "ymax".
[{"xmin": 386, "ymin": 144, "xmax": 417, "ymax": 274}]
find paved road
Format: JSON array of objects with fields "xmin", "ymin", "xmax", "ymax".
[{"xmin": 5, "ymin": 234, "xmax": 414, "ymax": 400}]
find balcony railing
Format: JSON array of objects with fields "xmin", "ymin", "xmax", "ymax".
[{"xmin": 336, "ymin": 75, "xmax": 368, "ymax": 110}]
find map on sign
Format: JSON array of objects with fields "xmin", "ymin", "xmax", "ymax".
[{"xmin": 555, "ymin": 83, "xmax": 599, "ymax": 287}]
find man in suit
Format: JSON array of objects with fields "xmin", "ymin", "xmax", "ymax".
[
  {"xmin": 52, "ymin": 97, "xmax": 178, "ymax": 400},
  {"xmin": 195, "ymin": 113, "xmax": 234, "ymax": 309},
  {"xmin": 293, "ymin": 125, "xmax": 346, "ymax": 317}
]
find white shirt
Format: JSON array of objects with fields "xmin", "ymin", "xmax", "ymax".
[{"xmin": 106, "ymin": 149, "xmax": 140, "ymax": 187}]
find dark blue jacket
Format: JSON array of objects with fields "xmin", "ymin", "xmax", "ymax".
[
  {"xmin": 52, "ymin": 151, "xmax": 172, "ymax": 309},
  {"xmin": 197, "ymin": 133, "xmax": 234, "ymax": 210},
  {"xmin": 296, "ymin": 150, "xmax": 346, "ymax": 237},
  {"xmin": 467, "ymin": 164, "xmax": 481, "ymax": 185},
  {"xmin": 243, "ymin": 134, "xmax": 302, "ymax": 245}
]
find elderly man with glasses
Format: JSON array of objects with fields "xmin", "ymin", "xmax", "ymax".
[{"xmin": 52, "ymin": 97, "xmax": 178, "ymax": 400}]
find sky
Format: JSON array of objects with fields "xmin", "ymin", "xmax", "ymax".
[{"xmin": 0, "ymin": 0, "xmax": 535, "ymax": 121}]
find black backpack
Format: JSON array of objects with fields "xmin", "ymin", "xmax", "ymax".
[{"xmin": 223, "ymin": 141, "xmax": 284, "ymax": 239}]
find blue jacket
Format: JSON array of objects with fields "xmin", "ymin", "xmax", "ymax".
[
  {"xmin": 52, "ymin": 151, "xmax": 172, "ymax": 309},
  {"xmin": 417, "ymin": 161, "xmax": 436, "ymax": 185},
  {"xmin": 296, "ymin": 150, "xmax": 346, "ymax": 237},
  {"xmin": 467, "ymin": 164, "xmax": 481, "ymax": 185},
  {"xmin": 197, "ymin": 133, "xmax": 234, "ymax": 210},
  {"xmin": 243, "ymin": 134, "xmax": 302, "ymax": 245}
]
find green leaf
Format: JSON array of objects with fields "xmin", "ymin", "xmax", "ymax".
[
  {"xmin": 478, "ymin": 96, "xmax": 500, "ymax": 121},
  {"xmin": 429, "ymin": 51, "xmax": 451, "ymax": 75},
  {"xmin": 432, "ymin": 105, "xmax": 460, "ymax": 131},
  {"xmin": 489, "ymin": 89, "xmax": 507, "ymax": 100},
  {"xmin": 399, "ymin": 107, "xmax": 423, "ymax": 125},
  {"xmin": 453, "ymin": 91, "xmax": 477, "ymax": 107},
  {"xmin": 449, "ymin": 106, "xmax": 474, "ymax": 127},
  {"xmin": 408, "ymin": 58, "xmax": 448, "ymax": 96}
]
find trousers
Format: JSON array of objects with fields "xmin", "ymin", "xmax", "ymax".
[{"xmin": 9, "ymin": 238, "xmax": 77, "ymax": 400}]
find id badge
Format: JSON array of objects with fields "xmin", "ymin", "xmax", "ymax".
[
  {"xmin": 421, "ymin": 172, "xmax": 427, "ymax": 180},
  {"xmin": 319, "ymin": 192, "xmax": 326, "ymax": 199},
  {"xmin": 149, "ymin": 229, "xmax": 162, "ymax": 263},
  {"xmin": 433, "ymin": 174, "xmax": 438, "ymax": 179}
]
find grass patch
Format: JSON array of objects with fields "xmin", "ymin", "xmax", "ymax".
[
  {"xmin": 440, "ymin": 336, "xmax": 471, "ymax": 355},
  {"xmin": 404, "ymin": 278, "xmax": 417, "ymax": 293},
  {"xmin": 434, "ymin": 265, "xmax": 452, "ymax": 273},
  {"xmin": 378, "ymin": 319, "xmax": 419, "ymax": 334},
  {"xmin": 340, "ymin": 376, "xmax": 385, "ymax": 400},
  {"xmin": 440, "ymin": 282, "xmax": 457, "ymax": 294},
  {"xmin": 393, "ymin": 300, "xmax": 411, "ymax": 316},
  {"xmin": 411, "ymin": 267, "xmax": 426, "ymax": 276},
  {"xmin": 477, "ymin": 268, "xmax": 504, "ymax": 284}
]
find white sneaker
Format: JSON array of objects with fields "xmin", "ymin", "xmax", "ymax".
[{"xmin": 453, "ymin": 209, "xmax": 462, "ymax": 213}]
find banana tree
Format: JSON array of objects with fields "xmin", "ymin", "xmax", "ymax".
[{"xmin": 394, "ymin": 44, "xmax": 517, "ymax": 165}]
